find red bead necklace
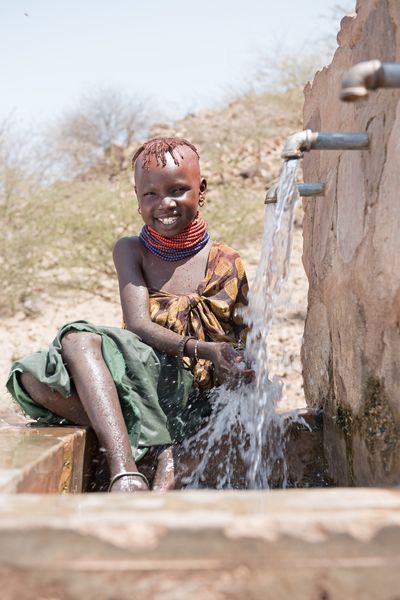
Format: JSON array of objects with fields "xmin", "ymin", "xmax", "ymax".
[{"xmin": 140, "ymin": 213, "xmax": 209, "ymax": 261}]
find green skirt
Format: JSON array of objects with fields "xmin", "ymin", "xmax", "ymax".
[{"xmin": 6, "ymin": 321, "xmax": 211, "ymax": 461}]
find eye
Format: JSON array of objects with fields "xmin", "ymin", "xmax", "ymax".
[
  {"xmin": 144, "ymin": 191, "xmax": 156, "ymax": 198},
  {"xmin": 172, "ymin": 187, "xmax": 188, "ymax": 196}
]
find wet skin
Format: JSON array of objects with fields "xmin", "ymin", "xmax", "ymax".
[{"xmin": 21, "ymin": 146, "xmax": 252, "ymax": 493}]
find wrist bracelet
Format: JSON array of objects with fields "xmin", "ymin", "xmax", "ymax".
[
  {"xmin": 194, "ymin": 340, "xmax": 199, "ymax": 361},
  {"xmin": 177, "ymin": 335, "xmax": 197, "ymax": 365}
]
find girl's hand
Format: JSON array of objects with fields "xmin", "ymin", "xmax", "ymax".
[{"xmin": 209, "ymin": 342, "xmax": 254, "ymax": 388}]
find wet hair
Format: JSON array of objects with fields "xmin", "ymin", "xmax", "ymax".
[{"xmin": 131, "ymin": 137, "xmax": 200, "ymax": 171}]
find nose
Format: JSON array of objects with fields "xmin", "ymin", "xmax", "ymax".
[{"xmin": 161, "ymin": 195, "xmax": 177, "ymax": 208}]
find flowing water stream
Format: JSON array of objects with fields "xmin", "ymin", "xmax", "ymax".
[{"xmin": 182, "ymin": 159, "xmax": 303, "ymax": 489}]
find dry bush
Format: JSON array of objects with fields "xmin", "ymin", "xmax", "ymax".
[
  {"xmin": 52, "ymin": 86, "xmax": 156, "ymax": 177},
  {"xmin": 0, "ymin": 118, "xmax": 49, "ymax": 316},
  {"xmin": 0, "ymin": 172, "xmax": 140, "ymax": 316},
  {"xmin": 254, "ymin": 46, "xmax": 325, "ymax": 94},
  {"xmin": 0, "ymin": 114, "xmax": 134, "ymax": 316},
  {"xmin": 251, "ymin": 2, "xmax": 355, "ymax": 95},
  {"xmin": 47, "ymin": 177, "xmax": 139, "ymax": 295}
]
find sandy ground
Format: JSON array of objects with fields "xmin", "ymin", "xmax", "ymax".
[{"xmin": 1, "ymin": 221, "xmax": 307, "ymax": 424}]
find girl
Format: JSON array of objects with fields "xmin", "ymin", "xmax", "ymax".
[{"xmin": 7, "ymin": 137, "xmax": 252, "ymax": 492}]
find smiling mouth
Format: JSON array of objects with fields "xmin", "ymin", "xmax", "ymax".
[{"xmin": 156, "ymin": 215, "xmax": 180, "ymax": 225}]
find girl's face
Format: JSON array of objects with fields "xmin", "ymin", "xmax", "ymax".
[{"xmin": 134, "ymin": 147, "xmax": 206, "ymax": 238}]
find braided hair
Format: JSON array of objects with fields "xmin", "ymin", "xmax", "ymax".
[{"xmin": 131, "ymin": 137, "xmax": 199, "ymax": 171}]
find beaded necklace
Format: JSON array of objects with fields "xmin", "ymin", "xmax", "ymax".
[{"xmin": 139, "ymin": 213, "xmax": 209, "ymax": 261}]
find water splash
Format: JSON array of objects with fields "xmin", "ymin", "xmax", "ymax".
[
  {"xmin": 182, "ymin": 159, "xmax": 302, "ymax": 490},
  {"xmin": 244, "ymin": 158, "xmax": 300, "ymax": 487}
]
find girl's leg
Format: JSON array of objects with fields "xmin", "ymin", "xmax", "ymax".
[
  {"xmin": 60, "ymin": 331, "xmax": 148, "ymax": 492},
  {"xmin": 21, "ymin": 330, "xmax": 148, "ymax": 492},
  {"xmin": 20, "ymin": 372, "xmax": 91, "ymax": 426}
]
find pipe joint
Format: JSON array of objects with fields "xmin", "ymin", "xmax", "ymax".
[
  {"xmin": 340, "ymin": 60, "xmax": 384, "ymax": 101},
  {"xmin": 341, "ymin": 60, "xmax": 400, "ymax": 101},
  {"xmin": 281, "ymin": 130, "xmax": 315, "ymax": 160}
]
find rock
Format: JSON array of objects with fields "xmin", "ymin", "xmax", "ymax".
[{"xmin": 302, "ymin": 0, "xmax": 400, "ymax": 485}]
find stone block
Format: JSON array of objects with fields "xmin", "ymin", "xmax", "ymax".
[
  {"xmin": 0, "ymin": 488, "xmax": 399, "ymax": 599},
  {"xmin": 0, "ymin": 426, "xmax": 87, "ymax": 493}
]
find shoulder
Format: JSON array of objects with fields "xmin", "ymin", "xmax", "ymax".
[
  {"xmin": 113, "ymin": 236, "xmax": 143, "ymax": 269},
  {"xmin": 113, "ymin": 235, "xmax": 142, "ymax": 255}
]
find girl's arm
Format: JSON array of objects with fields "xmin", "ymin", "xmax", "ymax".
[{"xmin": 113, "ymin": 236, "xmax": 213, "ymax": 360}]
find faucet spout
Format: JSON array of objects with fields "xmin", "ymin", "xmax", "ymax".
[
  {"xmin": 281, "ymin": 130, "xmax": 369, "ymax": 160},
  {"xmin": 298, "ymin": 183, "xmax": 325, "ymax": 197},
  {"xmin": 281, "ymin": 130, "xmax": 314, "ymax": 160},
  {"xmin": 265, "ymin": 182, "xmax": 325, "ymax": 204},
  {"xmin": 340, "ymin": 60, "xmax": 400, "ymax": 101}
]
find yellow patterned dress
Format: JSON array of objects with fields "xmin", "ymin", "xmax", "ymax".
[
  {"xmin": 7, "ymin": 242, "xmax": 248, "ymax": 458},
  {"xmin": 149, "ymin": 242, "xmax": 248, "ymax": 389}
]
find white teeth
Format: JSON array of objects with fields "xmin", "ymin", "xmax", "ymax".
[{"xmin": 157, "ymin": 216, "xmax": 179, "ymax": 225}]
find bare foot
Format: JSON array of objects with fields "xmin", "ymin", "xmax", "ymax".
[
  {"xmin": 109, "ymin": 473, "xmax": 149, "ymax": 493},
  {"xmin": 152, "ymin": 446, "xmax": 175, "ymax": 491}
]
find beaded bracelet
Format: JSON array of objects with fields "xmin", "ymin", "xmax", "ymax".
[{"xmin": 177, "ymin": 335, "xmax": 197, "ymax": 365}]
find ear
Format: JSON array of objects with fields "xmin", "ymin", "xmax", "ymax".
[
  {"xmin": 199, "ymin": 178, "xmax": 207, "ymax": 207},
  {"xmin": 199, "ymin": 177, "xmax": 207, "ymax": 196}
]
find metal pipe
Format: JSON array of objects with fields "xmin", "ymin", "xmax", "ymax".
[
  {"xmin": 298, "ymin": 183, "xmax": 325, "ymax": 197},
  {"xmin": 282, "ymin": 129, "xmax": 369, "ymax": 160},
  {"xmin": 265, "ymin": 182, "xmax": 325, "ymax": 204},
  {"xmin": 340, "ymin": 60, "xmax": 400, "ymax": 102},
  {"xmin": 312, "ymin": 132, "xmax": 369, "ymax": 150}
]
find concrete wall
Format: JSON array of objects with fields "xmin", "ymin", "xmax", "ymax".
[
  {"xmin": 2, "ymin": 489, "xmax": 400, "ymax": 599},
  {"xmin": 302, "ymin": 0, "xmax": 400, "ymax": 485}
]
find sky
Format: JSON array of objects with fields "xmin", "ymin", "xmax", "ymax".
[{"xmin": 1, "ymin": 0, "xmax": 355, "ymax": 128}]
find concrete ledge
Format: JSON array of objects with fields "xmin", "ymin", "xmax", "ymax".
[
  {"xmin": 0, "ymin": 408, "xmax": 327, "ymax": 493},
  {"xmin": 0, "ymin": 426, "xmax": 87, "ymax": 493},
  {"xmin": 0, "ymin": 488, "xmax": 399, "ymax": 598}
]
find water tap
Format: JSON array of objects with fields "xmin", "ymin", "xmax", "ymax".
[
  {"xmin": 282, "ymin": 130, "xmax": 369, "ymax": 160},
  {"xmin": 265, "ymin": 182, "xmax": 325, "ymax": 204}
]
